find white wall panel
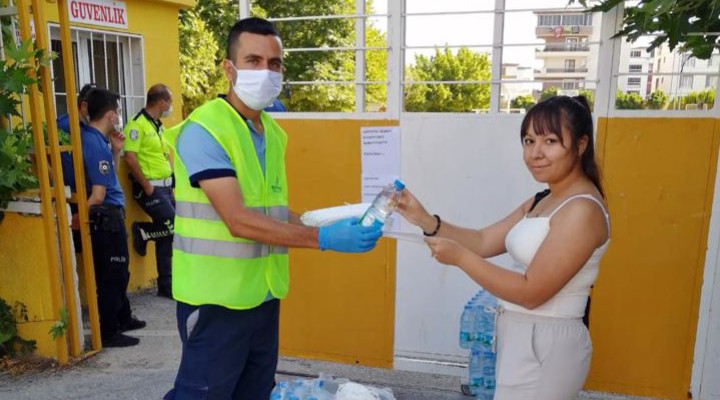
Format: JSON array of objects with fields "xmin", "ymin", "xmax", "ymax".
[{"xmin": 393, "ymin": 114, "xmax": 544, "ymax": 373}]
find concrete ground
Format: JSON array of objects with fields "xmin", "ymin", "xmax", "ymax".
[{"xmin": 0, "ymin": 291, "xmax": 659, "ymax": 400}]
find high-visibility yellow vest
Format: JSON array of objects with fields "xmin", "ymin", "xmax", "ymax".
[
  {"xmin": 164, "ymin": 98, "xmax": 289, "ymax": 309},
  {"xmin": 123, "ymin": 110, "xmax": 172, "ymax": 179}
]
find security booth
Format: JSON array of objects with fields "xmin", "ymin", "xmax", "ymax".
[{"xmin": 0, "ymin": 0, "xmax": 191, "ymax": 363}]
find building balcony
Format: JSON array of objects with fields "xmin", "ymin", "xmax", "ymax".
[
  {"xmin": 536, "ymin": 25, "xmax": 593, "ymax": 37},
  {"xmin": 535, "ymin": 68, "xmax": 589, "ymax": 78},
  {"xmin": 535, "ymin": 46, "xmax": 591, "ymax": 59}
]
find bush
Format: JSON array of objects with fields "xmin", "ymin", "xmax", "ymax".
[
  {"xmin": 0, "ymin": 39, "xmax": 46, "ymax": 218},
  {"xmin": 647, "ymin": 90, "xmax": 668, "ymax": 109},
  {"xmin": 615, "ymin": 91, "xmax": 643, "ymax": 109},
  {"xmin": 0, "ymin": 299, "xmax": 36, "ymax": 357},
  {"xmin": 510, "ymin": 94, "xmax": 536, "ymax": 111}
]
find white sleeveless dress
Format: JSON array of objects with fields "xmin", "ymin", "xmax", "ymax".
[{"xmin": 493, "ymin": 194, "xmax": 610, "ymax": 400}]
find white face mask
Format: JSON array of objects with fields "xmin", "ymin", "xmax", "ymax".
[
  {"xmin": 113, "ymin": 114, "xmax": 124, "ymax": 133},
  {"xmin": 232, "ymin": 69, "xmax": 283, "ymax": 111},
  {"xmin": 161, "ymin": 105, "xmax": 173, "ymax": 119}
]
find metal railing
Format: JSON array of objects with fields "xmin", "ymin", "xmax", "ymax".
[{"xmin": 543, "ymin": 67, "xmax": 589, "ymax": 73}]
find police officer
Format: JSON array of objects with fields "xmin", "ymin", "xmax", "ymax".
[
  {"xmin": 80, "ymin": 88, "xmax": 145, "ymax": 348},
  {"xmin": 163, "ymin": 17, "xmax": 382, "ymax": 399},
  {"xmin": 123, "ymin": 84, "xmax": 175, "ymax": 298}
]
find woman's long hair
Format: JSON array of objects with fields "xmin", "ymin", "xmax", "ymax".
[{"xmin": 520, "ymin": 95, "xmax": 604, "ymax": 197}]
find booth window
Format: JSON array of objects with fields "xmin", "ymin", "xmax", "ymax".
[{"xmin": 49, "ymin": 25, "xmax": 145, "ymax": 120}]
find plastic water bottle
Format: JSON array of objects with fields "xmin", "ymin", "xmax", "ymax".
[
  {"xmin": 472, "ymin": 289, "xmax": 497, "ymax": 348},
  {"xmin": 477, "ymin": 350, "xmax": 496, "ymax": 400},
  {"xmin": 472, "ymin": 289, "xmax": 497, "ymax": 400},
  {"xmin": 468, "ymin": 348, "xmax": 483, "ymax": 395},
  {"xmin": 360, "ymin": 179, "xmax": 406, "ymax": 227},
  {"xmin": 459, "ymin": 304, "xmax": 474, "ymax": 348}
]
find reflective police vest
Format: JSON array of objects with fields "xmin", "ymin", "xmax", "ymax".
[
  {"xmin": 165, "ymin": 98, "xmax": 289, "ymax": 309},
  {"xmin": 123, "ymin": 110, "xmax": 172, "ymax": 180}
]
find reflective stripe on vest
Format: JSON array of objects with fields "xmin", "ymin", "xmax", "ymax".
[
  {"xmin": 173, "ymin": 235, "xmax": 288, "ymax": 257},
  {"xmin": 175, "ymin": 201, "xmax": 289, "ymax": 222}
]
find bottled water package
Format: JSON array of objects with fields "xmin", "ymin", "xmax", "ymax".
[{"xmin": 272, "ymin": 374, "xmax": 396, "ymax": 400}]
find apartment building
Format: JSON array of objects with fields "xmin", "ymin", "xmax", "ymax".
[{"xmin": 533, "ymin": 10, "xmax": 601, "ymax": 92}]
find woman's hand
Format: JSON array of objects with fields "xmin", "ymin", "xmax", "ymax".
[
  {"xmin": 425, "ymin": 237, "xmax": 473, "ymax": 267},
  {"xmin": 396, "ymin": 189, "xmax": 437, "ymax": 233}
]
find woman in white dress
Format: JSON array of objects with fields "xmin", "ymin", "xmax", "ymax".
[{"xmin": 397, "ymin": 95, "xmax": 610, "ymax": 400}]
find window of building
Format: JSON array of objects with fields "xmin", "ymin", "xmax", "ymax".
[
  {"xmin": 630, "ymin": 50, "xmax": 642, "ymax": 58},
  {"xmin": 627, "ymin": 77, "xmax": 641, "ymax": 87},
  {"xmin": 628, "ymin": 90, "xmax": 640, "ymax": 95},
  {"xmin": 629, "ymin": 64, "xmax": 642, "ymax": 73},
  {"xmin": 49, "ymin": 25, "xmax": 145, "ymax": 120},
  {"xmin": 562, "ymin": 81, "xmax": 578, "ymax": 90},
  {"xmin": 538, "ymin": 14, "xmax": 562, "ymax": 26},
  {"xmin": 561, "ymin": 14, "xmax": 586, "ymax": 26},
  {"xmin": 680, "ymin": 75, "xmax": 694, "ymax": 88}
]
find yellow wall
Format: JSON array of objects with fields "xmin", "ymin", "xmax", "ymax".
[
  {"xmin": 587, "ymin": 117, "xmax": 719, "ymax": 399},
  {"xmin": 0, "ymin": 213, "xmax": 59, "ymax": 358},
  {"xmin": 276, "ymin": 119, "xmax": 399, "ymax": 368}
]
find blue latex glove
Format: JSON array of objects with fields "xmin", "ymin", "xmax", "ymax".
[{"xmin": 318, "ymin": 217, "xmax": 383, "ymax": 253}]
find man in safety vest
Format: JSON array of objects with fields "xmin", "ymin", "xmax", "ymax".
[{"xmin": 162, "ymin": 17, "xmax": 383, "ymax": 399}]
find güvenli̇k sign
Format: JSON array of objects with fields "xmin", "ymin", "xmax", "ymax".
[{"xmin": 68, "ymin": 0, "xmax": 128, "ymax": 30}]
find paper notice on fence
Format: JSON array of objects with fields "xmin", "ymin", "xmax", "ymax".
[{"xmin": 360, "ymin": 126, "xmax": 401, "ymax": 203}]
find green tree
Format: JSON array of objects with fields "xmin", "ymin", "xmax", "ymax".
[
  {"xmin": 404, "ymin": 48, "xmax": 491, "ymax": 112},
  {"xmin": 179, "ymin": 11, "xmax": 227, "ymax": 117},
  {"xmin": 179, "ymin": 0, "xmax": 387, "ymax": 112},
  {"xmin": 615, "ymin": 91, "xmax": 644, "ymax": 109},
  {"xmin": 698, "ymin": 89, "xmax": 716, "ymax": 108},
  {"xmin": 539, "ymin": 87, "xmax": 558, "ymax": 102},
  {"xmin": 511, "ymin": 94, "xmax": 536, "ymax": 111},
  {"xmin": 573, "ymin": 0, "xmax": 720, "ymax": 60},
  {"xmin": 257, "ymin": 0, "xmax": 387, "ymax": 111},
  {"xmin": 180, "ymin": 0, "xmax": 241, "ymax": 64},
  {"xmin": 579, "ymin": 89, "xmax": 595, "ymax": 109},
  {"xmin": 647, "ymin": 90, "xmax": 669, "ymax": 109}
]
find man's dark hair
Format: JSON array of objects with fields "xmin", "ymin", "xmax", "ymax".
[
  {"xmin": 78, "ymin": 83, "xmax": 97, "ymax": 107},
  {"xmin": 146, "ymin": 83, "xmax": 171, "ymax": 106},
  {"xmin": 87, "ymin": 88, "xmax": 121, "ymax": 122},
  {"xmin": 226, "ymin": 17, "xmax": 279, "ymax": 61}
]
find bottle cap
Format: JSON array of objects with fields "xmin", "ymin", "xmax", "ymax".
[{"xmin": 394, "ymin": 179, "xmax": 406, "ymax": 190}]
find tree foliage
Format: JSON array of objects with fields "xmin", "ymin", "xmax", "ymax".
[
  {"xmin": 646, "ymin": 90, "xmax": 669, "ymax": 109},
  {"xmin": 615, "ymin": 91, "xmax": 644, "ymax": 109},
  {"xmin": 511, "ymin": 94, "xmax": 536, "ymax": 111},
  {"xmin": 179, "ymin": 0, "xmax": 387, "ymax": 112},
  {"xmin": 178, "ymin": 11, "xmax": 227, "ymax": 117},
  {"xmin": 405, "ymin": 48, "xmax": 492, "ymax": 112},
  {"xmin": 0, "ymin": 36, "xmax": 44, "ymax": 217},
  {"xmin": 573, "ymin": 0, "xmax": 720, "ymax": 59},
  {"xmin": 539, "ymin": 87, "xmax": 558, "ymax": 102}
]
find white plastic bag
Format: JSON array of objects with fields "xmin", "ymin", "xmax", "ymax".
[
  {"xmin": 300, "ymin": 203, "xmax": 371, "ymax": 227},
  {"xmin": 336, "ymin": 382, "xmax": 396, "ymax": 400}
]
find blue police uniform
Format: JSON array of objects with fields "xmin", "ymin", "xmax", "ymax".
[{"xmin": 70, "ymin": 124, "xmax": 133, "ymax": 340}]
